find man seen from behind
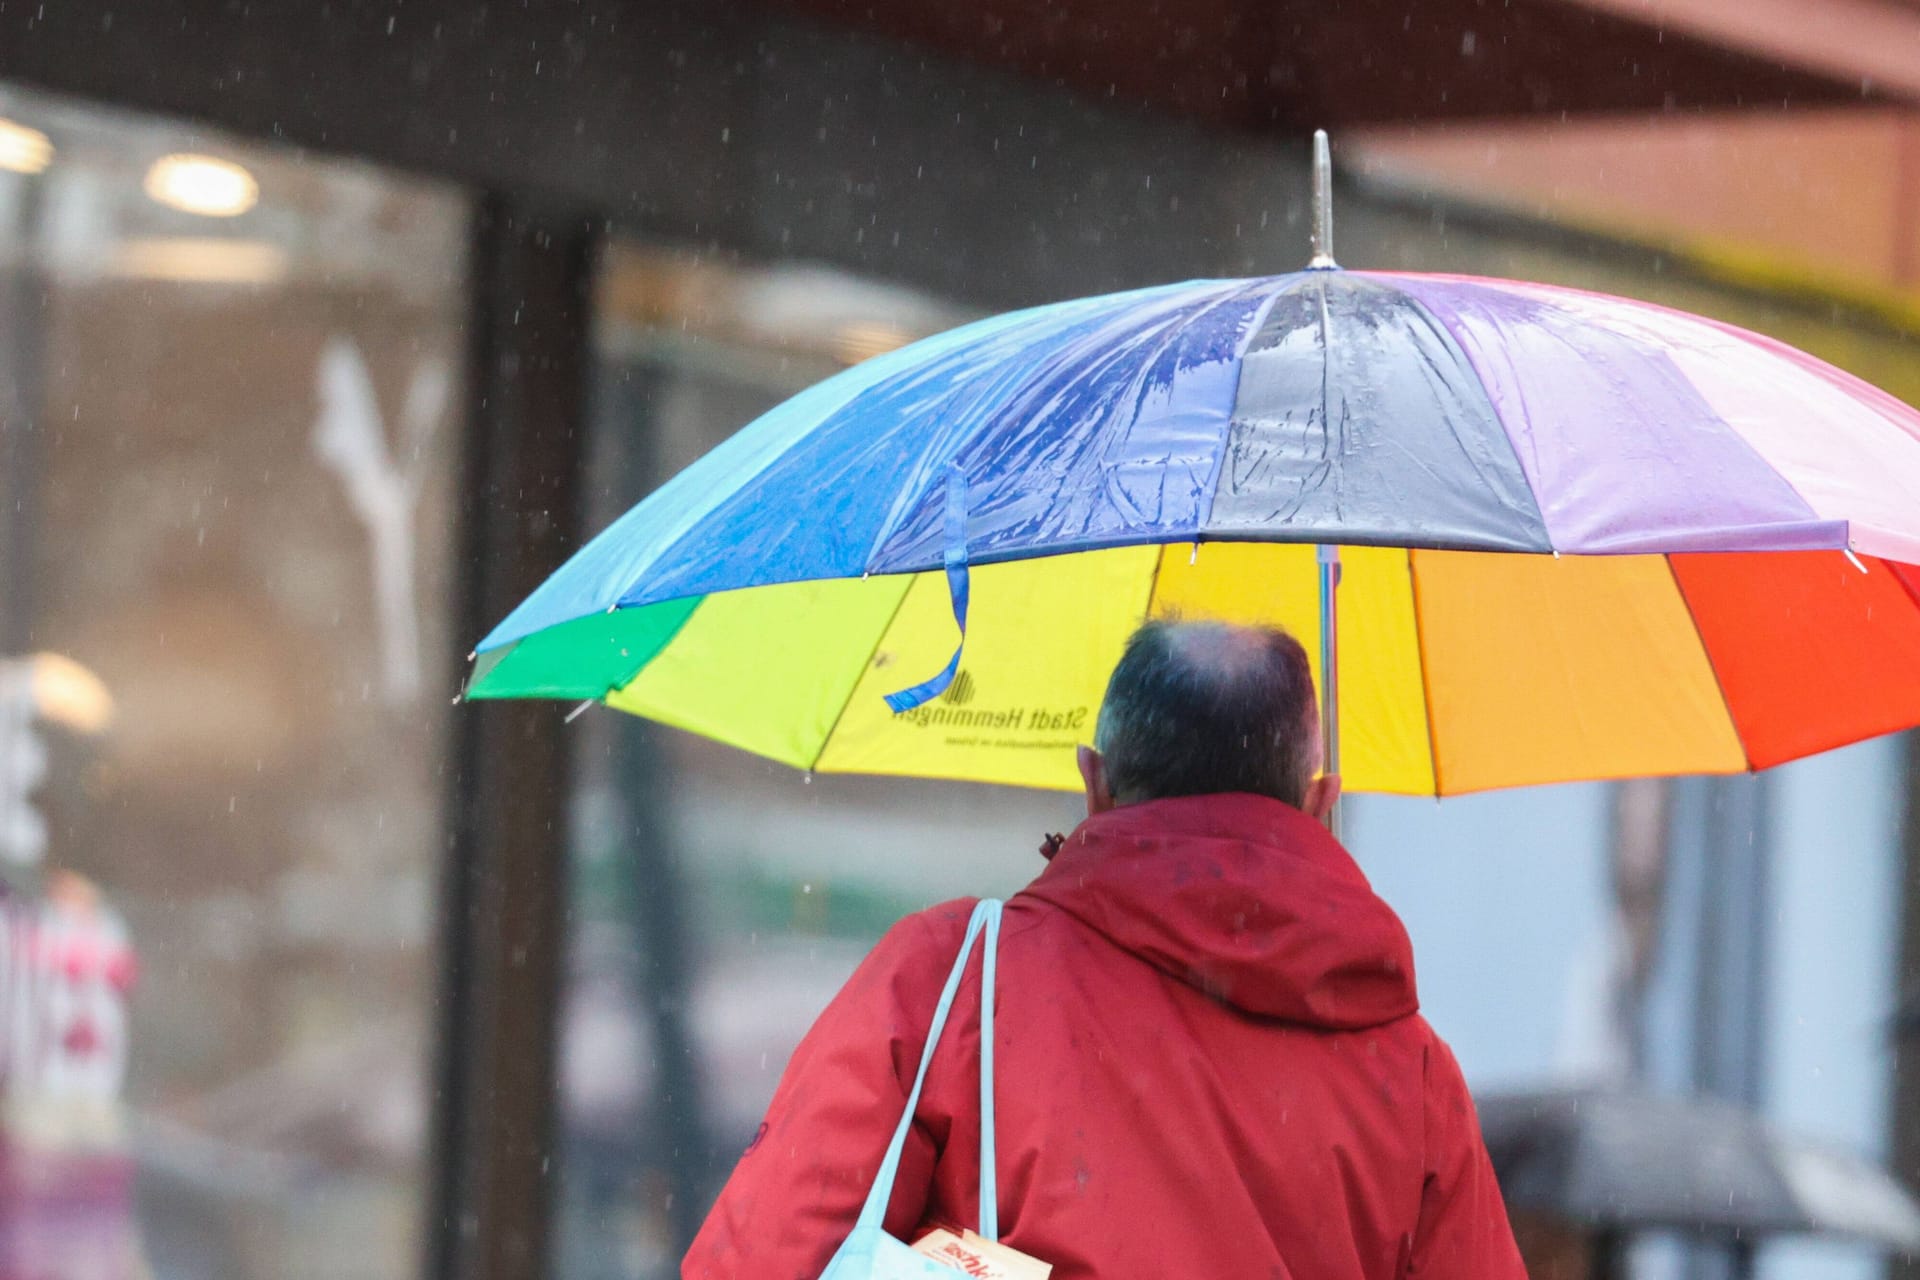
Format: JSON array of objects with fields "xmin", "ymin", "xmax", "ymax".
[{"xmin": 685, "ymin": 619, "xmax": 1526, "ymax": 1279}]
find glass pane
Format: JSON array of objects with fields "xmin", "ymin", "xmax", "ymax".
[
  {"xmin": 556, "ymin": 245, "xmax": 1084, "ymax": 1279},
  {"xmin": 0, "ymin": 83, "xmax": 464, "ymax": 1280}
]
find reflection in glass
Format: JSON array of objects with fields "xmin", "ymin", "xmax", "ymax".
[{"xmin": 0, "ymin": 82, "xmax": 464, "ymax": 1280}]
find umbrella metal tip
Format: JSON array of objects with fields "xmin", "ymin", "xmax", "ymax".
[{"xmin": 1306, "ymin": 129, "xmax": 1338, "ymax": 271}]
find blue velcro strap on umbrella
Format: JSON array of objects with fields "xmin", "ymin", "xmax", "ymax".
[{"xmin": 883, "ymin": 467, "xmax": 970, "ymax": 714}]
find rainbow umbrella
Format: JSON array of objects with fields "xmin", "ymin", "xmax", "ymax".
[{"xmin": 468, "ymin": 136, "xmax": 1920, "ymax": 797}]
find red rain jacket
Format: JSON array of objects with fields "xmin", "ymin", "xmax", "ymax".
[{"xmin": 684, "ymin": 793, "xmax": 1525, "ymax": 1280}]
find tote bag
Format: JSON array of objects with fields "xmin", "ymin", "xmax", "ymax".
[{"xmin": 819, "ymin": 898, "xmax": 1003, "ymax": 1279}]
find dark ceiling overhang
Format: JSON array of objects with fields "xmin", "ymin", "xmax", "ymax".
[
  {"xmin": 1, "ymin": 0, "xmax": 1911, "ymax": 239},
  {"xmin": 761, "ymin": 0, "xmax": 1905, "ymax": 127}
]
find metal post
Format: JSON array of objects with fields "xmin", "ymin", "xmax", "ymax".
[
  {"xmin": 1682, "ymin": 772, "xmax": 1772, "ymax": 1280},
  {"xmin": 1589, "ymin": 1228, "xmax": 1625, "ymax": 1280},
  {"xmin": 427, "ymin": 195, "xmax": 598, "ymax": 1280},
  {"xmin": 1892, "ymin": 728, "xmax": 1920, "ymax": 1280},
  {"xmin": 0, "ymin": 170, "xmax": 48, "ymax": 653},
  {"xmin": 1692, "ymin": 774, "xmax": 1771, "ymax": 1109},
  {"xmin": 0, "ymin": 171, "xmax": 49, "ymax": 905},
  {"xmin": 1610, "ymin": 778, "xmax": 1674, "ymax": 1079},
  {"xmin": 592, "ymin": 354, "xmax": 715, "ymax": 1255},
  {"xmin": 1317, "ymin": 543, "xmax": 1342, "ymax": 838}
]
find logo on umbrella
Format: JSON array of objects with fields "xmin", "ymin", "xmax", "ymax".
[{"xmin": 941, "ymin": 670, "xmax": 977, "ymax": 706}]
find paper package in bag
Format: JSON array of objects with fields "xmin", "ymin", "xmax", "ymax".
[{"xmin": 911, "ymin": 1228, "xmax": 1051, "ymax": 1279}]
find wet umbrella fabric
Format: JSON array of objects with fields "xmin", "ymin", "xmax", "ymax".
[
  {"xmin": 467, "ymin": 270, "xmax": 1920, "ymax": 795},
  {"xmin": 1479, "ymin": 1088, "xmax": 1920, "ymax": 1250}
]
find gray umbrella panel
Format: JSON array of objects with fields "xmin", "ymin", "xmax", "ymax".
[
  {"xmin": 1479, "ymin": 1089, "xmax": 1920, "ymax": 1251},
  {"xmin": 1777, "ymin": 1139, "xmax": 1920, "ymax": 1250}
]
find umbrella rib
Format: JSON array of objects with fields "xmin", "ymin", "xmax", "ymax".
[
  {"xmin": 1892, "ymin": 555, "xmax": 1920, "ymax": 617},
  {"xmin": 1663, "ymin": 553, "xmax": 1754, "ymax": 773},
  {"xmin": 857, "ymin": 282, "xmax": 1236, "ymax": 575},
  {"xmin": 1139, "ymin": 541, "xmax": 1170, "ymax": 630},
  {"xmin": 1404, "ymin": 549, "xmax": 1445, "ymax": 798},
  {"xmin": 1314, "ymin": 277, "xmax": 1336, "ymax": 522},
  {"xmin": 1193, "ymin": 280, "xmax": 1297, "ymax": 527},
  {"xmin": 809, "ymin": 574, "xmax": 918, "ymax": 773}
]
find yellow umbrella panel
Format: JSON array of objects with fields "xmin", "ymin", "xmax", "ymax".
[{"xmin": 468, "ymin": 544, "xmax": 1920, "ymax": 796}]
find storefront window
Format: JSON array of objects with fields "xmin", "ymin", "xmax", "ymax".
[
  {"xmin": 554, "ymin": 245, "xmax": 1085, "ymax": 1278},
  {"xmin": 0, "ymin": 84, "xmax": 464, "ymax": 1279}
]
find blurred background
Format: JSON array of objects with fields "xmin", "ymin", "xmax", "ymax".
[{"xmin": 1, "ymin": 2, "xmax": 1919, "ymax": 1279}]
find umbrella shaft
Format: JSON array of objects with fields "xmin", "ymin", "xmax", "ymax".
[{"xmin": 1318, "ymin": 545, "xmax": 1342, "ymax": 835}]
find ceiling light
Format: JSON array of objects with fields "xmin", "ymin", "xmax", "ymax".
[
  {"xmin": 0, "ymin": 119, "xmax": 52, "ymax": 175},
  {"xmin": 143, "ymin": 153, "xmax": 258, "ymax": 217},
  {"xmin": 29, "ymin": 653, "xmax": 113, "ymax": 735},
  {"xmin": 111, "ymin": 237, "xmax": 288, "ymax": 285}
]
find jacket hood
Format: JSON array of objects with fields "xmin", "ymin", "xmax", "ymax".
[{"xmin": 1019, "ymin": 793, "xmax": 1418, "ymax": 1029}]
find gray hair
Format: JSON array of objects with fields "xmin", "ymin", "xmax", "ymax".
[{"xmin": 1093, "ymin": 619, "xmax": 1320, "ymax": 808}]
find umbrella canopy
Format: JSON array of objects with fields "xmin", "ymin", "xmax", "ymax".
[
  {"xmin": 1481, "ymin": 1088, "xmax": 1920, "ymax": 1251},
  {"xmin": 468, "ymin": 264, "xmax": 1920, "ymax": 795}
]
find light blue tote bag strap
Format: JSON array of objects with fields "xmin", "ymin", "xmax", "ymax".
[
  {"xmin": 851, "ymin": 898, "xmax": 1004, "ymax": 1237},
  {"xmin": 975, "ymin": 898, "xmax": 1001, "ymax": 1242}
]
